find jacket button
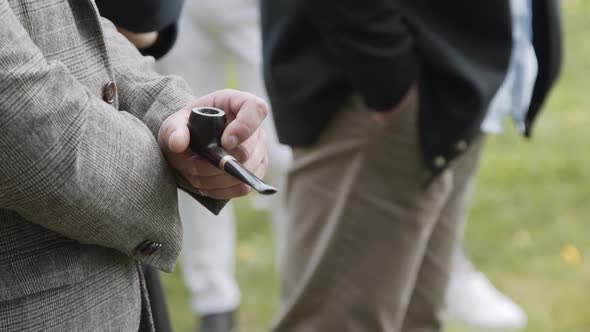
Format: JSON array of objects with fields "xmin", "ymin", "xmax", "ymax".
[
  {"xmin": 455, "ymin": 140, "xmax": 468, "ymax": 152},
  {"xmin": 103, "ymin": 81, "xmax": 117, "ymax": 104},
  {"xmin": 433, "ymin": 156, "xmax": 446, "ymax": 168},
  {"xmin": 135, "ymin": 240, "xmax": 162, "ymax": 256}
]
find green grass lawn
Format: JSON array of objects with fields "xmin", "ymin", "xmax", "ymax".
[{"xmin": 162, "ymin": 2, "xmax": 590, "ymax": 331}]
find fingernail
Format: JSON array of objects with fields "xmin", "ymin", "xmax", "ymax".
[{"xmin": 224, "ymin": 136, "xmax": 238, "ymax": 149}]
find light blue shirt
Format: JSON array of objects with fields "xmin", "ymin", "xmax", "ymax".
[{"xmin": 481, "ymin": 0, "xmax": 538, "ymax": 134}]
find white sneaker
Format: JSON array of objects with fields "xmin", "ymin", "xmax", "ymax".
[{"xmin": 446, "ymin": 271, "xmax": 527, "ymax": 330}]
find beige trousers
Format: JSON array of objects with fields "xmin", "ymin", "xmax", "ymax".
[{"xmin": 272, "ymin": 94, "xmax": 483, "ymax": 332}]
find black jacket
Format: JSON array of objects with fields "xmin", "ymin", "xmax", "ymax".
[
  {"xmin": 261, "ymin": 0, "xmax": 562, "ymax": 171},
  {"xmin": 96, "ymin": 0, "xmax": 184, "ymax": 59}
]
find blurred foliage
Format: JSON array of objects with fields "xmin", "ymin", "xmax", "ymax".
[{"xmin": 162, "ymin": 1, "xmax": 590, "ymax": 331}]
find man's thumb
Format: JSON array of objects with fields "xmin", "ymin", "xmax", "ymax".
[{"xmin": 167, "ymin": 125, "xmax": 190, "ymax": 153}]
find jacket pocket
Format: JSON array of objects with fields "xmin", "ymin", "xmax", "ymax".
[{"xmin": 0, "ymin": 244, "xmax": 84, "ymax": 301}]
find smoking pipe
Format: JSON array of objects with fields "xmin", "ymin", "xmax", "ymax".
[{"xmin": 187, "ymin": 107, "xmax": 277, "ymax": 195}]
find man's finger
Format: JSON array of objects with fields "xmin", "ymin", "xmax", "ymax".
[
  {"xmin": 168, "ymin": 129, "xmax": 190, "ymax": 153},
  {"xmin": 224, "ymin": 129, "xmax": 261, "ymax": 163},
  {"xmin": 192, "ymin": 157, "xmax": 225, "ymax": 176},
  {"xmin": 221, "ymin": 95, "xmax": 268, "ymax": 150},
  {"xmin": 159, "ymin": 110, "xmax": 191, "ymax": 153},
  {"xmin": 164, "ymin": 150, "xmax": 194, "ymax": 176}
]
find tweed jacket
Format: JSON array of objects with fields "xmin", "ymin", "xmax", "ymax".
[{"xmin": 0, "ymin": 0, "xmax": 219, "ymax": 330}]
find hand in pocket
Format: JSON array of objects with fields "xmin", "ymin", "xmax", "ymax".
[{"xmin": 372, "ymin": 82, "xmax": 418, "ymax": 126}]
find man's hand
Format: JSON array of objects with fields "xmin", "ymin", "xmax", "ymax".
[
  {"xmin": 158, "ymin": 89, "xmax": 269, "ymax": 199},
  {"xmin": 117, "ymin": 27, "xmax": 159, "ymax": 49},
  {"xmin": 371, "ymin": 83, "xmax": 418, "ymax": 125}
]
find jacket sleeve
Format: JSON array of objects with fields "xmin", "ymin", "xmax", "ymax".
[
  {"xmin": 303, "ymin": 0, "xmax": 419, "ymax": 111},
  {"xmin": 100, "ymin": 17, "xmax": 192, "ymax": 137},
  {"xmin": 99, "ymin": 17, "xmax": 229, "ymax": 214},
  {"xmin": 0, "ymin": 1, "xmax": 179, "ymax": 272}
]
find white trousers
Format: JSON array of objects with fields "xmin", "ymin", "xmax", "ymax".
[{"xmin": 156, "ymin": 0, "xmax": 291, "ymax": 315}]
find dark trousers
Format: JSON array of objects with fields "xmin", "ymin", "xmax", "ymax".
[{"xmin": 143, "ymin": 265, "xmax": 173, "ymax": 332}]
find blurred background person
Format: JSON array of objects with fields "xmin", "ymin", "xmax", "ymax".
[
  {"xmin": 261, "ymin": 0, "xmax": 561, "ymax": 331},
  {"xmin": 156, "ymin": 1, "xmax": 291, "ymax": 332},
  {"xmin": 445, "ymin": 1, "xmax": 560, "ymax": 330},
  {"xmin": 447, "ymin": 249, "xmax": 527, "ymax": 329},
  {"xmin": 113, "ymin": 0, "xmax": 536, "ymax": 330}
]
